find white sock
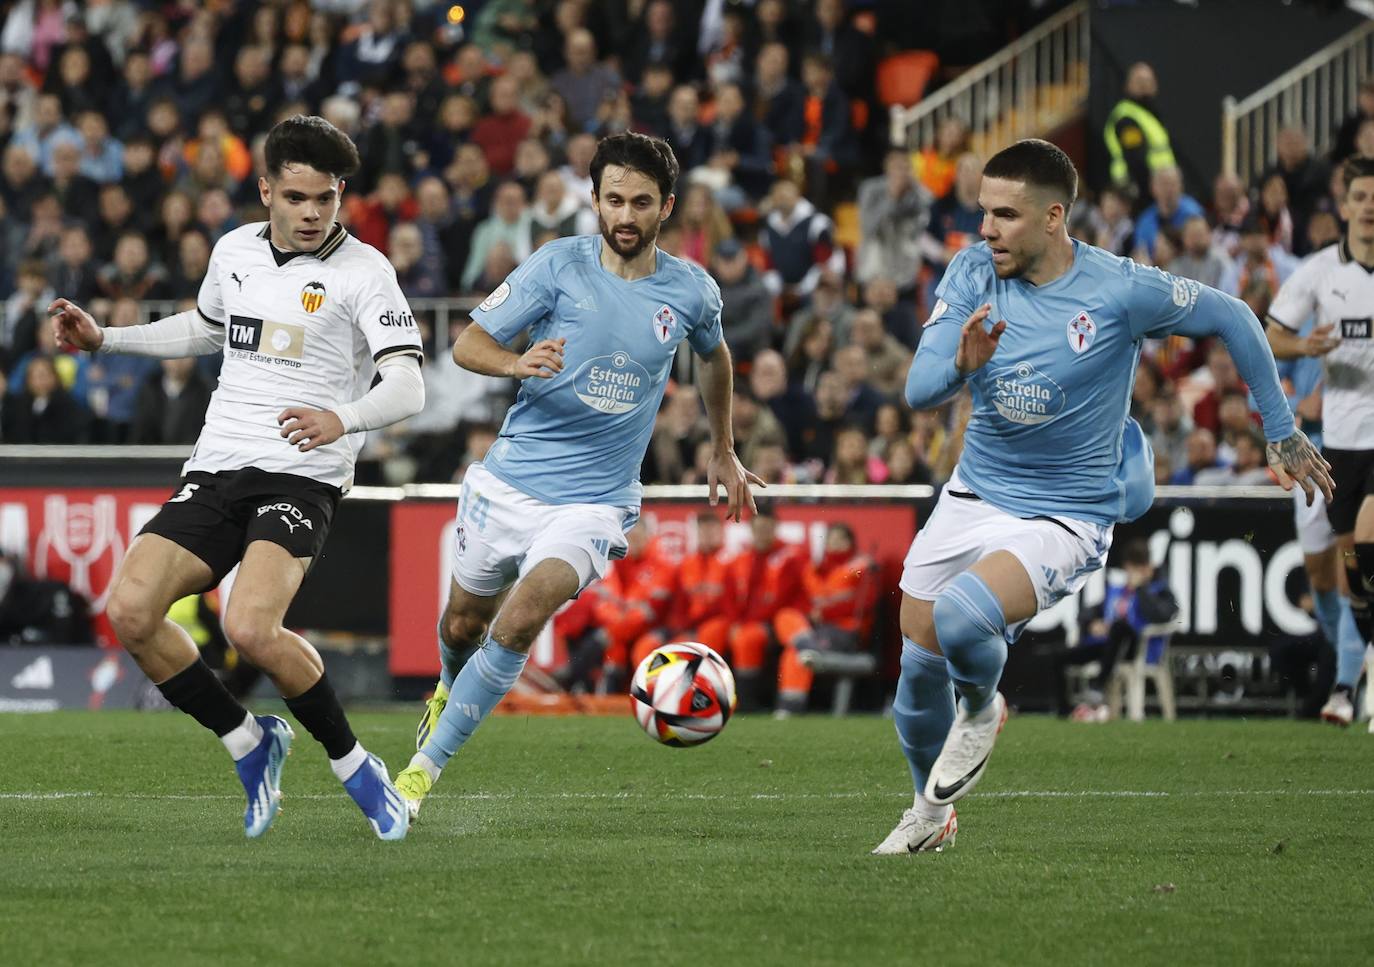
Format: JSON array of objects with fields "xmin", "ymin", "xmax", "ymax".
[
  {"xmin": 329, "ymin": 741, "xmax": 369, "ymax": 781},
  {"xmin": 221, "ymin": 712, "xmax": 263, "ymax": 761},
  {"xmin": 912, "ymin": 796, "xmax": 948, "ymax": 824},
  {"xmin": 408, "ymin": 751, "xmax": 441, "ymax": 783}
]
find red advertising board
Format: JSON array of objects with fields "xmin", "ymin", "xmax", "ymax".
[
  {"xmin": 0, "ymin": 486, "xmax": 172, "ymax": 647},
  {"xmin": 388, "ymin": 500, "xmax": 919, "ymax": 676}
]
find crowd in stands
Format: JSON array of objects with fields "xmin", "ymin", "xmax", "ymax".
[{"xmin": 0, "ymin": 0, "xmax": 1355, "ymax": 502}]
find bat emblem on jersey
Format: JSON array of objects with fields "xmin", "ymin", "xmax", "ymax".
[
  {"xmin": 1067, "ymin": 310, "xmax": 1096, "ymax": 355},
  {"xmin": 301, "ymin": 280, "xmax": 326, "ymax": 313}
]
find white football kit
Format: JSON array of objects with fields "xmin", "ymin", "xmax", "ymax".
[{"xmin": 190, "ymin": 222, "xmax": 424, "ymax": 489}]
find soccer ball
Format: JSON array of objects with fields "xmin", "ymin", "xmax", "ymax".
[{"xmin": 629, "ymin": 642, "xmax": 737, "ymax": 747}]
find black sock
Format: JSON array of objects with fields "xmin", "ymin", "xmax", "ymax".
[
  {"xmin": 1344, "ymin": 561, "xmax": 1373, "ymax": 642},
  {"xmin": 156, "ymin": 658, "xmax": 249, "ymax": 737},
  {"xmin": 283, "ymin": 674, "xmax": 357, "ymax": 760}
]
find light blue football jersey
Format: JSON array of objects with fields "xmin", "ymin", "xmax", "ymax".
[
  {"xmin": 470, "ymin": 235, "xmax": 722, "ymax": 507},
  {"xmin": 913, "ymin": 240, "xmax": 1294, "ymax": 525}
]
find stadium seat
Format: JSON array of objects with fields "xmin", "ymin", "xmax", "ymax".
[
  {"xmin": 798, "ymin": 649, "xmax": 878, "ymax": 716},
  {"xmin": 876, "ymin": 51, "xmax": 939, "ymax": 109},
  {"xmin": 1105, "ymin": 619, "xmax": 1182, "ymax": 722}
]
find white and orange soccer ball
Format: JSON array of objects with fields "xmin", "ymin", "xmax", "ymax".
[{"xmin": 629, "ymin": 642, "xmax": 737, "ymax": 747}]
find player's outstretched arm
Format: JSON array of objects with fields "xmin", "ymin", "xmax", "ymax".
[
  {"xmin": 696, "ymin": 340, "xmax": 765, "ymax": 521},
  {"xmin": 905, "ymin": 304, "xmax": 1004, "ymax": 410},
  {"xmin": 453, "ymin": 322, "xmax": 564, "ymax": 379},
  {"xmin": 50, "ymin": 298, "xmax": 225, "ymax": 358}
]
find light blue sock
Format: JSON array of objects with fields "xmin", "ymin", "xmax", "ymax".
[
  {"xmin": 1312, "ymin": 588, "xmax": 1342, "ymax": 658},
  {"xmin": 421, "ymin": 637, "xmax": 528, "ymax": 769},
  {"xmin": 933, "ymin": 572, "xmax": 1009, "ymax": 715},
  {"xmin": 1335, "ymin": 597, "xmax": 1365, "ymax": 690},
  {"xmin": 437, "ymin": 619, "xmax": 470, "ymax": 690},
  {"xmin": 892, "ymin": 638, "xmax": 956, "ymax": 795}
]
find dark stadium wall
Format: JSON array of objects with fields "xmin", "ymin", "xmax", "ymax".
[{"xmin": 1088, "ymin": 0, "xmax": 1365, "ymax": 197}]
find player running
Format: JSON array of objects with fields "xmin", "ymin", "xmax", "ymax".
[
  {"xmin": 395, "ymin": 132, "xmax": 762, "ymax": 818},
  {"xmin": 873, "ymin": 139, "xmax": 1332, "ymax": 855},
  {"xmin": 50, "ymin": 116, "xmax": 419, "ymax": 840},
  {"xmin": 1266, "ymin": 155, "xmax": 1374, "ymax": 730}
]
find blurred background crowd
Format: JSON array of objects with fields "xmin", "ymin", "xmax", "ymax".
[{"xmin": 0, "ymin": 0, "xmax": 1355, "ymax": 495}]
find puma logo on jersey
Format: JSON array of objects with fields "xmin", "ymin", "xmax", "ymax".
[
  {"xmin": 231, "ymin": 272, "xmax": 248, "ymax": 291},
  {"xmin": 1333, "ymin": 288, "xmax": 1348, "ymax": 300}
]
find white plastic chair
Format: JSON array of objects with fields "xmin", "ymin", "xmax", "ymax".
[{"xmin": 1106, "ymin": 618, "xmax": 1183, "ymax": 722}]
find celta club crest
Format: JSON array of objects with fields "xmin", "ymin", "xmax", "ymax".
[
  {"xmin": 652, "ymin": 304, "xmax": 676, "ymax": 344},
  {"xmin": 301, "ymin": 280, "xmax": 326, "ymax": 313},
  {"xmin": 1067, "ymin": 310, "xmax": 1096, "ymax": 355}
]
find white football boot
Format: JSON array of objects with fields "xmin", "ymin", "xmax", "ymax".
[
  {"xmin": 925, "ymin": 692, "xmax": 1008, "ymax": 806},
  {"xmin": 1320, "ymin": 688, "xmax": 1355, "ymax": 727},
  {"xmin": 871, "ymin": 806, "xmax": 957, "ymax": 855}
]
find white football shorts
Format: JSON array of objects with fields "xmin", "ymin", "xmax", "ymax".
[
  {"xmin": 450, "ymin": 463, "xmax": 637, "ymax": 596},
  {"xmin": 900, "ymin": 468, "xmax": 1113, "ymax": 638},
  {"xmin": 1292, "ymin": 483, "xmax": 1336, "ymax": 555}
]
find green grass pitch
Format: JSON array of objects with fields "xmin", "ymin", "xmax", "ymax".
[{"xmin": 1, "ymin": 710, "xmax": 1371, "ymax": 966}]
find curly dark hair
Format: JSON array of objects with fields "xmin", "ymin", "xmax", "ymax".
[{"xmin": 589, "ymin": 132, "xmax": 679, "ymax": 203}]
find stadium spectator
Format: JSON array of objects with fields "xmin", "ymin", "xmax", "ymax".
[
  {"xmin": 23, "ymin": 190, "xmax": 64, "ymax": 264},
  {"xmin": 711, "ymin": 238, "xmax": 775, "ymax": 365},
  {"xmin": 760, "ymin": 178, "xmax": 844, "ymax": 303},
  {"xmin": 752, "ymin": 41, "xmax": 804, "ymax": 150},
  {"xmin": 782, "ymin": 276, "xmax": 850, "ymax": 356},
  {"xmin": 921, "ymin": 151, "xmax": 983, "ymax": 292},
  {"xmin": 0, "ymin": 144, "xmax": 47, "ymax": 223},
  {"xmin": 848, "ymin": 309, "xmax": 911, "ymax": 399},
  {"xmin": 832, "ymin": 344, "xmax": 886, "ymax": 433},
  {"xmin": 1149, "ymin": 391, "xmax": 1192, "ymax": 478},
  {"xmin": 1104, "ymin": 61, "xmax": 1176, "ymax": 209},
  {"xmin": 1134, "ymin": 166, "xmax": 1203, "ymax": 260},
  {"xmin": 1079, "ymin": 183, "xmax": 1136, "ymax": 255},
  {"xmin": 1234, "ymin": 214, "xmax": 1298, "ymax": 310},
  {"xmin": 644, "ymin": 383, "xmax": 708, "ymax": 486},
  {"xmin": 389, "ymin": 222, "xmax": 444, "ymax": 299},
  {"xmin": 790, "ymin": 51, "xmax": 857, "ymax": 209},
  {"xmin": 1, "ymin": 352, "xmax": 88, "ymax": 444},
  {"xmin": 826, "ymin": 423, "xmax": 881, "ymax": 484},
  {"xmin": 731, "ymin": 382, "xmax": 787, "ymax": 468},
  {"xmin": 1170, "ymin": 215, "xmax": 1238, "ymax": 293},
  {"xmin": 549, "ymin": 28, "xmax": 620, "ymax": 131},
  {"xmin": 777, "ymin": 521, "xmax": 877, "ymax": 714},
  {"xmin": 0, "ymin": 51, "xmax": 37, "ymax": 134},
  {"xmin": 172, "ymin": 37, "xmax": 221, "ymax": 126},
  {"xmin": 1211, "ymin": 172, "xmax": 1249, "ymax": 257},
  {"xmin": 167, "ymin": 230, "xmax": 210, "ymax": 301},
  {"xmin": 801, "ymin": 368, "xmax": 847, "ymax": 466},
  {"xmin": 629, "ymin": 61, "xmax": 674, "ymax": 138},
  {"xmin": 461, "ymin": 180, "xmax": 532, "ymax": 292},
  {"xmin": 1256, "ymin": 171, "xmax": 1296, "ymax": 255},
  {"xmin": 677, "ymin": 182, "xmax": 733, "ymax": 266},
  {"xmin": 787, "ymin": 313, "xmax": 836, "ymax": 395},
  {"xmin": 1333, "ymin": 75, "xmax": 1374, "ymax": 163},
  {"xmin": 624, "ymin": 0, "xmax": 695, "ymax": 85},
  {"xmin": 749, "ymin": 347, "xmax": 815, "ymax": 460},
  {"xmin": 74, "ymin": 109, "xmax": 121, "ymax": 184},
  {"xmin": 129, "ymin": 355, "xmax": 212, "ymax": 445},
  {"xmin": 701, "ymin": 80, "xmax": 774, "ymax": 204},
  {"xmin": 223, "ymin": 46, "xmax": 278, "ymax": 140},
  {"xmin": 746, "ymin": 0, "xmax": 804, "ymax": 73},
  {"xmin": 334, "ymin": 0, "xmax": 409, "ymax": 95},
  {"xmin": 107, "ymin": 47, "xmax": 155, "ymax": 140},
  {"xmin": 471, "ymin": 74, "xmax": 532, "ymax": 177},
  {"xmin": 558, "ymin": 133, "xmax": 597, "ymax": 210},
  {"xmin": 663, "ymin": 511, "xmax": 736, "ymax": 663},
  {"xmin": 1170, "ymin": 427, "xmax": 1220, "ymax": 484},
  {"xmin": 356, "ymin": 89, "xmax": 423, "ymax": 194},
  {"xmin": 90, "ymin": 183, "xmax": 138, "ymax": 263},
  {"xmin": 1194, "ymin": 427, "xmax": 1272, "ymax": 486},
  {"xmin": 1261, "ymin": 126, "xmax": 1330, "ymax": 256},
  {"xmin": 2, "ymin": 259, "xmax": 53, "ymax": 371},
  {"xmin": 96, "ymin": 232, "xmax": 168, "ymax": 302},
  {"xmin": 725, "ymin": 504, "xmax": 811, "ymax": 711},
  {"xmin": 515, "ymin": 175, "xmax": 570, "ymax": 252},
  {"xmin": 51, "ymin": 224, "xmax": 98, "ymax": 305},
  {"xmin": 84, "ymin": 298, "xmax": 153, "ymax": 443},
  {"xmin": 857, "ymin": 148, "xmax": 929, "ymax": 289},
  {"xmin": 10, "ymin": 92, "xmax": 77, "ymax": 175},
  {"xmin": 348, "ymin": 172, "xmax": 418, "ymax": 255},
  {"xmin": 861, "ymin": 275, "xmax": 918, "ymax": 351}
]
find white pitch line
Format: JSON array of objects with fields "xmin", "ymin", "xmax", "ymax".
[{"xmin": 0, "ymin": 789, "xmax": 1371, "ymax": 802}]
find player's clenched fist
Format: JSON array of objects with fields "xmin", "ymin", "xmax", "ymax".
[
  {"xmin": 954, "ymin": 303, "xmax": 1006, "ymax": 375},
  {"xmin": 48, "ymin": 298, "xmax": 104, "ymax": 352},
  {"xmin": 513, "ymin": 337, "xmax": 566, "ymax": 379}
]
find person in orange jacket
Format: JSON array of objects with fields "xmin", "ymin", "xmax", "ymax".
[
  {"xmin": 596, "ymin": 521, "xmax": 678, "ymax": 691},
  {"xmin": 634, "ymin": 511, "xmax": 737, "ymax": 670},
  {"xmin": 776, "ymin": 522, "xmax": 878, "ymax": 714},
  {"xmin": 725, "ymin": 503, "xmax": 811, "ymax": 711}
]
